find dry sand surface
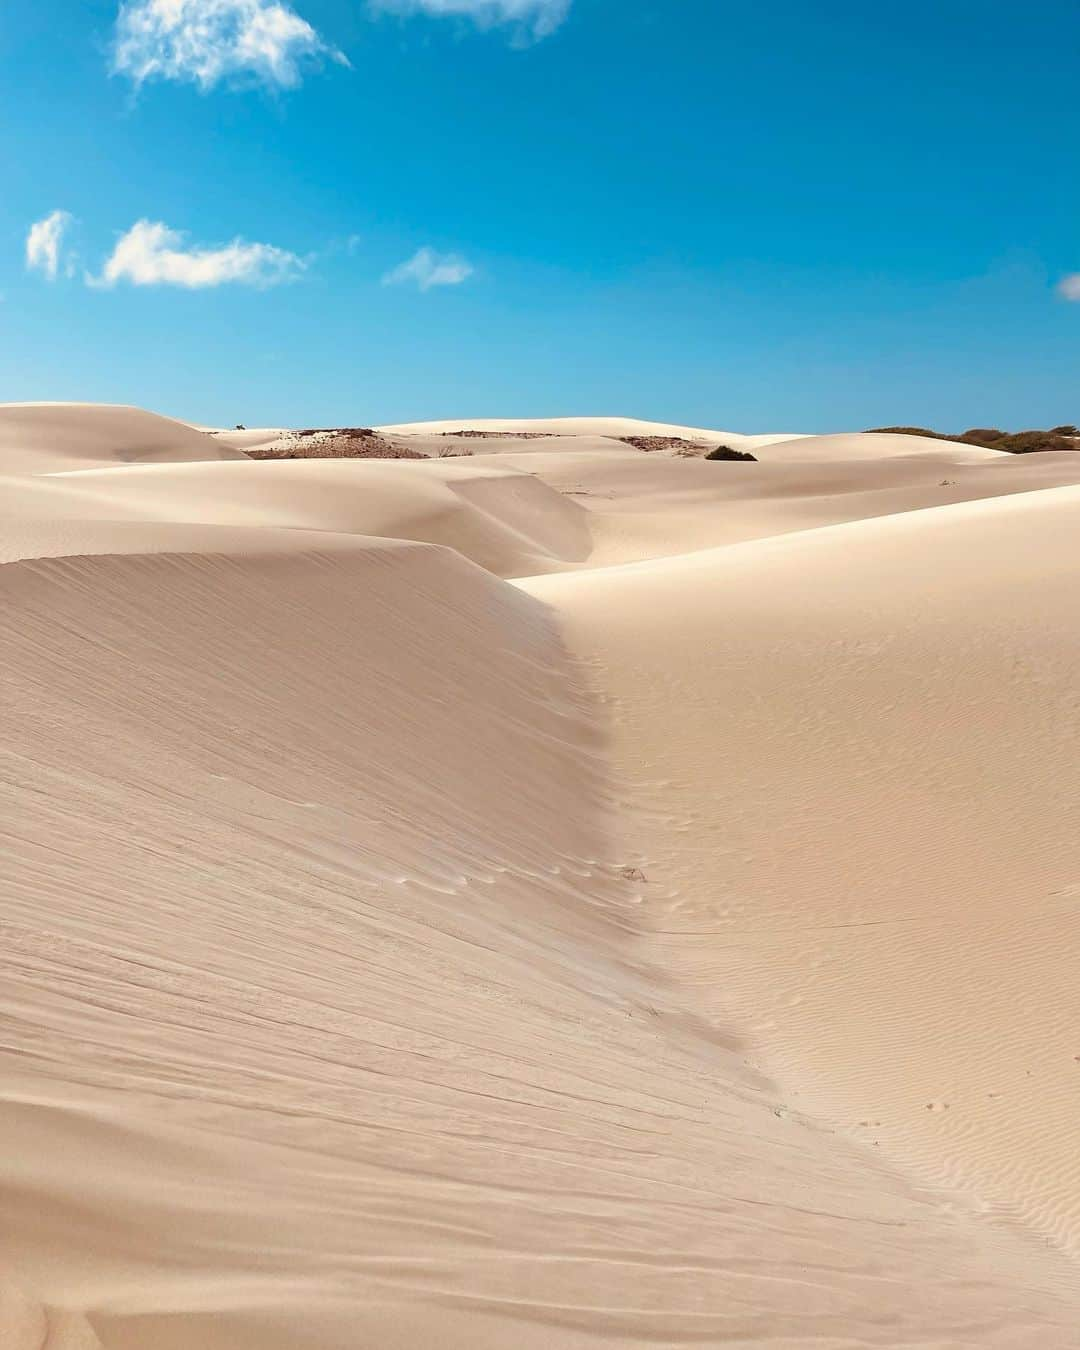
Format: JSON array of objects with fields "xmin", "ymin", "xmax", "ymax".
[
  {"xmin": 3, "ymin": 403, "xmax": 1080, "ymax": 1347},
  {"xmin": 0, "ymin": 404, "xmax": 247, "ymax": 474}
]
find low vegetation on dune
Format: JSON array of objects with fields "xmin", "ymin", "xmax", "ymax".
[
  {"xmin": 705, "ymin": 444, "xmax": 757, "ymax": 462},
  {"xmin": 247, "ymin": 428, "xmax": 426, "ymax": 460},
  {"xmin": 619, "ymin": 435, "xmax": 712, "ymax": 454},
  {"xmin": 867, "ymin": 425, "xmax": 1080, "ymax": 453},
  {"xmin": 440, "ymin": 430, "xmax": 549, "ymax": 440},
  {"xmin": 617, "ymin": 435, "xmax": 758, "ymax": 459}
]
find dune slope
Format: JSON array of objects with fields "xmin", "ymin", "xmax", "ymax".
[
  {"xmin": 0, "ymin": 404, "xmax": 249, "ymax": 474},
  {"xmin": 525, "ymin": 483, "xmax": 1080, "ymax": 1273},
  {"xmin": 2, "ymin": 527, "xmax": 1076, "ymax": 1346},
  {"xmin": 0, "ymin": 457, "xmax": 591, "ymax": 577}
]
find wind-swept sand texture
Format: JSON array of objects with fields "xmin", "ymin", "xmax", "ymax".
[{"xmin": 3, "ymin": 402, "xmax": 1080, "ymax": 1346}]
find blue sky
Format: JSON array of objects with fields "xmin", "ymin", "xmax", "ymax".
[{"xmin": 2, "ymin": 0, "xmax": 1079, "ymax": 430}]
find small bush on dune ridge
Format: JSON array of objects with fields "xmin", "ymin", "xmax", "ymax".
[
  {"xmin": 866, "ymin": 426, "xmax": 940, "ymax": 439},
  {"xmin": 866, "ymin": 425, "xmax": 1079, "ymax": 454},
  {"xmin": 705, "ymin": 444, "xmax": 757, "ymax": 462},
  {"xmin": 956, "ymin": 427, "xmax": 1007, "ymax": 445}
]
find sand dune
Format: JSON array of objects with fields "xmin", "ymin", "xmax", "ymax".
[
  {"xmin": 749, "ymin": 429, "xmax": 1005, "ymax": 462},
  {"xmin": 6, "ymin": 436, "xmax": 1077, "ymax": 578},
  {"xmin": 501, "ymin": 444, "xmax": 1080, "ymax": 566},
  {"xmin": 3, "ymin": 402, "xmax": 1080, "ymax": 1346},
  {"xmin": 0, "ymin": 404, "xmax": 249, "ymax": 474},
  {"xmin": 1, "ymin": 457, "xmax": 591, "ymax": 577},
  {"xmin": 526, "ymin": 482, "xmax": 1080, "ymax": 1265},
  {"xmin": 376, "ymin": 414, "xmax": 807, "ymax": 455}
]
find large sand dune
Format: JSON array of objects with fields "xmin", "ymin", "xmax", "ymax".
[{"xmin": 3, "ymin": 401, "xmax": 1080, "ymax": 1346}]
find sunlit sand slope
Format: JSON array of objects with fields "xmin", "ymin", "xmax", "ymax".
[
  {"xmin": 501, "ymin": 445, "xmax": 1080, "ymax": 566},
  {"xmin": 0, "ymin": 404, "xmax": 249, "ymax": 473},
  {"xmin": 525, "ymin": 483, "xmax": 1080, "ymax": 1280},
  {"xmin": 1, "ymin": 457, "xmax": 591, "ymax": 576}
]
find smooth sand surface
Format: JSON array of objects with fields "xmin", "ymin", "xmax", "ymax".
[
  {"xmin": 0, "ymin": 404, "xmax": 249, "ymax": 474},
  {"xmin": 3, "ymin": 402, "xmax": 1080, "ymax": 1346},
  {"xmin": 747, "ymin": 430, "xmax": 1005, "ymax": 462},
  {"xmin": 493, "ymin": 444, "xmax": 1080, "ymax": 565},
  {"xmin": 0, "ymin": 457, "xmax": 593, "ymax": 577},
  {"xmin": 524, "ymin": 482, "xmax": 1080, "ymax": 1262}
]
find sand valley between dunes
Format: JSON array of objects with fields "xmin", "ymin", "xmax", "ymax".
[{"xmin": 2, "ymin": 402, "xmax": 1080, "ymax": 1347}]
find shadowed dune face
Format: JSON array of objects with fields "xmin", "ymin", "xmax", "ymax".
[{"xmin": 3, "ymin": 403, "xmax": 1080, "ymax": 1346}]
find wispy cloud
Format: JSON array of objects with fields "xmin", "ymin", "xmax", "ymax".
[
  {"xmin": 26, "ymin": 210, "xmax": 75, "ymax": 281},
  {"xmin": 90, "ymin": 219, "xmax": 306, "ymax": 288},
  {"xmin": 371, "ymin": 0, "xmax": 571, "ymax": 41},
  {"xmin": 111, "ymin": 0, "xmax": 347, "ymax": 91},
  {"xmin": 382, "ymin": 247, "xmax": 475, "ymax": 291},
  {"xmin": 1058, "ymin": 274, "xmax": 1080, "ymax": 301}
]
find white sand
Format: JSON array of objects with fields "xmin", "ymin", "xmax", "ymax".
[{"xmin": 2, "ymin": 402, "xmax": 1080, "ymax": 1347}]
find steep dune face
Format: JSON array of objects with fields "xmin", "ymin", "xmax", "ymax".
[
  {"xmin": 0, "ymin": 404, "xmax": 249, "ymax": 474},
  {"xmin": 525, "ymin": 483, "xmax": 1080, "ymax": 1271},
  {"xmin": 2, "ymin": 533, "xmax": 1077, "ymax": 1348}
]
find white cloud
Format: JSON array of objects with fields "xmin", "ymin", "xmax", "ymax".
[
  {"xmin": 111, "ymin": 0, "xmax": 347, "ymax": 90},
  {"xmin": 26, "ymin": 210, "xmax": 75, "ymax": 281},
  {"xmin": 372, "ymin": 0, "xmax": 571, "ymax": 40},
  {"xmin": 1058, "ymin": 274, "xmax": 1080, "ymax": 301},
  {"xmin": 383, "ymin": 246, "xmax": 475, "ymax": 291},
  {"xmin": 91, "ymin": 219, "xmax": 306, "ymax": 288}
]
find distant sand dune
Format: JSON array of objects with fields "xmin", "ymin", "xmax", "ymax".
[
  {"xmin": 375, "ymin": 414, "xmax": 807, "ymax": 455},
  {"xmin": 1, "ymin": 457, "xmax": 591, "ymax": 576},
  {"xmin": 0, "ymin": 403, "xmax": 249, "ymax": 474}
]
